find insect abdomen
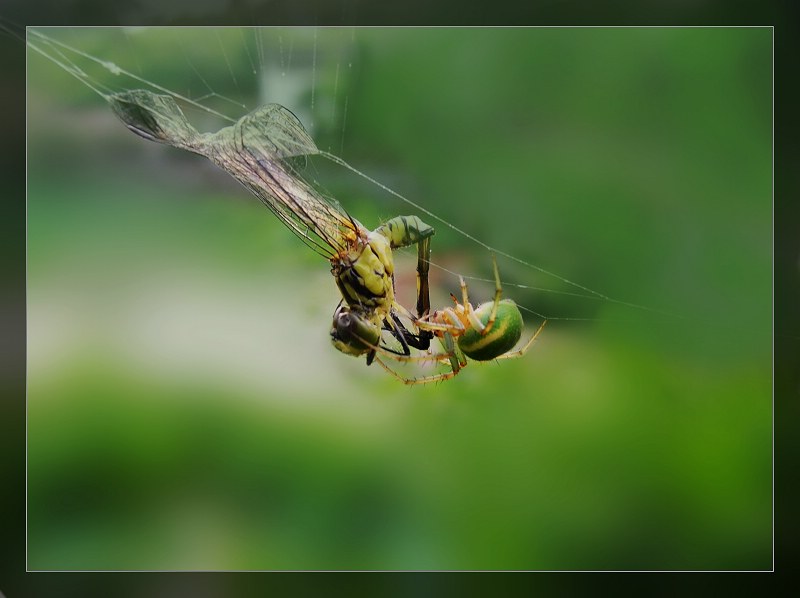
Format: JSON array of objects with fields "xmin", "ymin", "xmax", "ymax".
[
  {"xmin": 458, "ymin": 300, "xmax": 523, "ymax": 361},
  {"xmin": 375, "ymin": 215, "xmax": 435, "ymax": 249}
]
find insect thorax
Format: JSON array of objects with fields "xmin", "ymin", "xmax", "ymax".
[{"xmin": 332, "ymin": 231, "xmax": 395, "ymax": 317}]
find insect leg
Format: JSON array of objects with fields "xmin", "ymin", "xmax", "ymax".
[{"xmin": 387, "ymin": 311, "xmax": 431, "ymax": 351}]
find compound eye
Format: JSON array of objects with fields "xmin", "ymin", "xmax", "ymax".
[
  {"xmin": 330, "ymin": 307, "xmax": 381, "ymax": 357},
  {"xmin": 333, "ymin": 307, "xmax": 352, "ymax": 328}
]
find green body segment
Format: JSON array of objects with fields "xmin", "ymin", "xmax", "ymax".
[
  {"xmin": 458, "ymin": 299, "xmax": 524, "ymax": 361},
  {"xmin": 375, "ymin": 215, "xmax": 435, "ymax": 319},
  {"xmin": 374, "ymin": 216, "xmax": 435, "ymax": 249}
]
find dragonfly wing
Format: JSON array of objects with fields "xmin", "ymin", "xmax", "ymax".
[
  {"xmin": 107, "ymin": 90, "xmax": 363, "ymax": 260},
  {"xmin": 237, "ymin": 154, "xmax": 359, "ymax": 259},
  {"xmin": 108, "ymin": 90, "xmax": 199, "ymax": 150},
  {"xmin": 238, "ymin": 104, "xmax": 319, "ymax": 159},
  {"xmin": 207, "ymin": 104, "xmax": 364, "ymax": 259}
]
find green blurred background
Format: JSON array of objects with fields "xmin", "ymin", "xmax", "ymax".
[{"xmin": 27, "ymin": 27, "xmax": 771, "ymax": 570}]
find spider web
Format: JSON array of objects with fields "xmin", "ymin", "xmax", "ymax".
[{"xmin": 25, "ymin": 26, "xmax": 775, "ymax": 359}]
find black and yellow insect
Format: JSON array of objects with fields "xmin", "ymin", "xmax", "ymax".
[
  {"xmin": 109, "ymin": 89, "xmax": 436, "ymax": 365},
  {"xmin": 24, "ymin": 27, "xmax": 547, "ymax": 383}
]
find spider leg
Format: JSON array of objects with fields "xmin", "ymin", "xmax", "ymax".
[
  {"xmin": 479, "ymin": 253, "xmax": 504, "ymax": 335},
  {"xmin": 416, "ymin": 307, "xmax": 465, "ymax": 335},
  {"xmin": 492, "ymin": 319, "xmax": 548, "ymax": 361},
  {"xmin": 441, "ymin": 330, "xmax": 466, "ymax": 374},
  {"xmin": 375, "ymin": 350, "xmax": 463, "ymax": 385},
  {"xmin": 350, "ymin": 317, "xmax": 456, "ymax": 366}
]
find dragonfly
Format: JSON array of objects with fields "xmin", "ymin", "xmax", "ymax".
[
  {"xmin": 22, "ymin": 26, "xmax": 548, "ymax": 382},
  {"xmin": 108, "ymin": 89, "xmax": 437, "ymax": 369}
]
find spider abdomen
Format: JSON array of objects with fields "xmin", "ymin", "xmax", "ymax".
[{"xmin": 458, "ymin": 299, "xmax": 523, "ymax": 361}]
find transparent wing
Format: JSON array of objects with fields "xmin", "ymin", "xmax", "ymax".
[
  {"xmin": 233, "ymin": 103, "xmax": 318, "ymax": 160},
  {"xmin": 208, "ymin": 104, "xmax": 364, "ymax": 258},
  {"xmin": 109, "ymin": 90, "xmax": 364, "ymax": 259}
]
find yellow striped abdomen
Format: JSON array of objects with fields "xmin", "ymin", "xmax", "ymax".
[{"xmin": 458, "ymin": 300, "xmax": 523, "ymax": 361}]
